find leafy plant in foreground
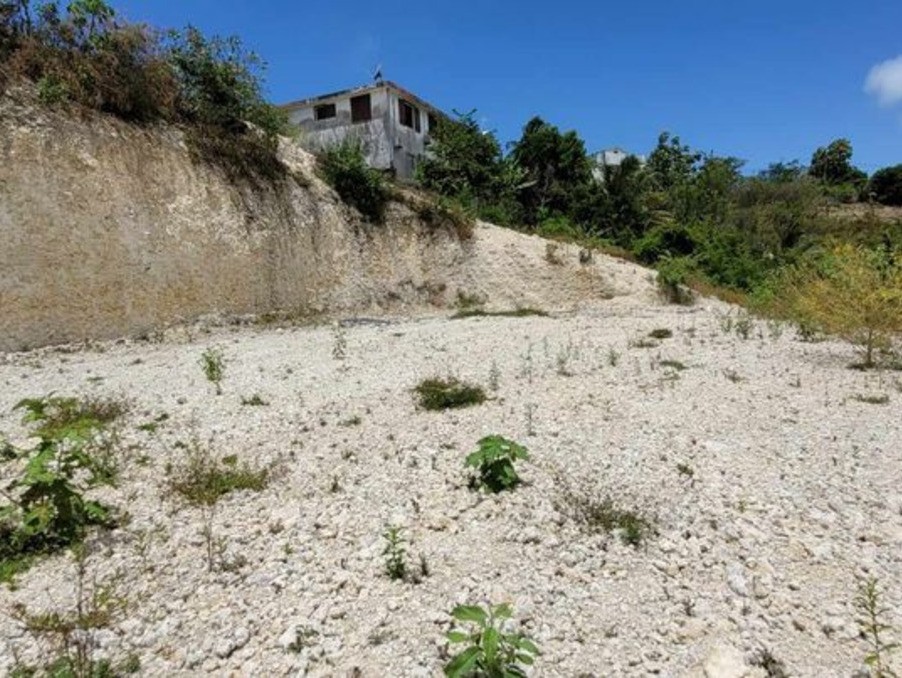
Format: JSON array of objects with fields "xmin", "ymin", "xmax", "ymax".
[
  {"xmin": 445, "ymin": 603, "xmax": 539, "ymax": 678},
  {"xmin": 465, "ymin": 436, "xmax": 529, "ymax": 493},
  {"xmin": 1, "ymin": 397, "xmax": 117, "ymax": 582}
]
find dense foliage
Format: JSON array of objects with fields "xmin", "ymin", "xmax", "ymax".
[
  {"xmin": 869, "ymin": 165, "xmax": 902, "ymax": 206},
  {"xmin": 320, "ymin": 141, "xmax": 389, "ymax": 222},
  {"xmin": 417, "ymin": 111, "xmax": 902, "ymax": 327},
  {"xmin": 1, "ymin": 396, "xmax": 120, "ymax": 581},
  {"xmin": 0, "ymin": 0, "xmax": 288, "ymax": 181}
]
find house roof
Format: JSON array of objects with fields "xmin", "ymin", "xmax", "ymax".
[{"xmin": 280, "ymin": 81, "xmax": 446, "ymax": 117}]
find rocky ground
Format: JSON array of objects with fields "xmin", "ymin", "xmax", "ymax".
[{"xmin": 0, "ymin": 294, "xmax": 900, "ymax": 677}]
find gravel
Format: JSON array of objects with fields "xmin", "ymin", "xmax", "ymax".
[{"xmin": 0, "ymin": 298, "xmax": 900, "ymax": 677}]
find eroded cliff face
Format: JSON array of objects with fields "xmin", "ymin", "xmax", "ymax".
[
  {"xmin": 0, "ymin": 87, "xmax": 649, "ymax": 352},
  {"xmin": 0, "ymin": 88, "xmax": 474, "ymax": 351}
]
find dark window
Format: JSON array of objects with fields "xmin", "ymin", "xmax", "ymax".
[
  {"xmin": 314, "ymin": 103, "xmax": 336, "ymax": 121},
  {"xmin": 399, "ymin": 99, "xmax": 420, "ymax": 131},
  {"xmin": 351, "ymin": 94, "xmax": 372, "ymax": 123},
  {"xmin": 428, "ymin": 113, "xmax": 438, "ymax": 133}
]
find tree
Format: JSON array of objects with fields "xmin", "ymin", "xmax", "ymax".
[
  {"xmin": 868, "ymin": 164, "xmax": 902, "ymax": 206},
  {"xmin": 166, "ymin": 26, "xmax": 283, "ymax": 135},
  {"xmin": 646, "ymin": 132, "xmax": 701, "ymax": 192},
  {"xmin": 509, "ymin": 116, "xmax": 592, "ymax": 225},
  {"xmin": 574, "ymin": 154, "xmax": 654, "ymax": 244},
  {"xmin": 416, "ymin": 109, "xmax": 522, "ymax": 222},
  {"xmin": 758, "ymin": 160, "xmax": 804, "ymax": 183},
  {"xmin": 809, "ymin": 138, "xmax": 866, "ymax": 187}
]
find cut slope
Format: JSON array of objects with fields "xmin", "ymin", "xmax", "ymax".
[{"xmin": 0, "ymin": 87, "xmax": 655, "ymax": 352}]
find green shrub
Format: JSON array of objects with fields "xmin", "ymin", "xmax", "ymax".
[
  {"xmin": 2, "ymin": 2, "xmax": 288, "ymax": 182},
  {"xmin": 656, "ymin": 255, "xmax": 695, "ymax": 304},
  {"xmin": 633, "ymin": 221, "xmax": 699, "ymax": 264},
  {"xmin": 445, "ymin": 603, "xmax": 540, "ymax": 678},
  {"xmin": 1, "ymin": 397, "xmax": 121, "ymax": 582},
  {"xmin": 569, "ymin": 496, "xmax": 651, "ymax": 547},
  {"xmin": 554, "ymin": 473, "xmax": 653, "ymax": 547},
  {"xmin": 452, "ymin": 307, "xmax": 548, "ymax": 320},
  {"xmin": 320, "ymin": 141, "xmax": 388, "ymax": 222},
  {"xmin": 767, "ymin": 244, "xmax": 902, "ymax": 368},
  {"xmin": 168, "ymin": 441, "xmax": 269, "ymax": 506},
  {"xmin": 869, "ymin": 165, "xmax": 902, "ymax": 206},
  {"xmin": 167, "ymin": 27, "xmax": 288, "ymax": 182},
  {"xmin": 16, "ymin": 394, "xmax": 128, "ymax": 440},
  {"xmin": 536, "ymin": 215, "xmax": 582, "ymax": 240},
  {"xmin": 465, "ymin": 436, "xmax": 529, "ymax": 493},
  {"xmin": 36, "ymin": 73, "xmax": 67, "ymax": 104},
  {"xmin": 414, "ymin": 377, "xmax": 486, "ymax": 411}
]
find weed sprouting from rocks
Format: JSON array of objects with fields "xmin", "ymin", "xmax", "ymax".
[
  {"xmin": 750, "ymin": 648, "xmax": 789, "ymax": 678},
  {"xmin": 382, "ymin": 525, "xmax": 407, "ymax": 581},
  {"xmin": 444, "ymin": 603, "xmax": 540, "ymax": 677},
  {"xmin": 554, "ymin": 474, "xmax": 653, "ymax": 547},
  {"xmin": 199, "ymin": 347, "xmax": 226, "ymax": 395},
  {"xmin": 524, "ymin": 403, "xmax": 537, "ymax": 437},
  {"xmin": 854, "ymin": 394, "xmax": 890, "ymax": 406},
  {"xmin": 10, "ymin": 546, "xmax": 135, "ymax": 677},
  {"xmin": 855, "ymin": 577, "xmax": 899, "ymax": 678},
  {"xmin": 488, "ymin": 361, "xmax": 501, "ymax": 392},
  {"xmin": 466, "ymin": 436, "xmax": 529, "ymax": 493},
  {"xmin": 331, "ymin": 323, "xmax": 348, "ymax": 360},
  {"xmin": 415, "ymin": 378, "xmax": 486, "ymax": 411},
  {"xmin": 167, "ymin": 439, "xmax": 270, "ymax": 507}
]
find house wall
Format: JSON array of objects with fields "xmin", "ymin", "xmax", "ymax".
[
  {"xmin": 287, "ymin": 85, "xmax": 436, "ymax": 179},
  {"xmin": 385, "ymin": 89, "xmax": 432, "ymax": 179},
  {"xmin": 288, "ymin": 88, "xmax": 394, "ymax": 170}
]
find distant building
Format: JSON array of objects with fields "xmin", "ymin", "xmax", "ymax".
[
  {"xmin": 591, "ymin": 147, "xmax": 647, "ymax": 182},
  {"xmin": 282, "ymin": 81, "xmax": 446, "ymax": 179}
]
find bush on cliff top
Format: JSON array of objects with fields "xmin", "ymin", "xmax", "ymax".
[{"xmin": 0, "ymin": 1, "xmax": 288, "ymax": 181}]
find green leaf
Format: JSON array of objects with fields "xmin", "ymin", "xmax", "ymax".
[
  {"xmin": 492, "ymin": 603, "xmax": 513, "ymax": 620},
  {"xmin": 446, "ymin": 631, "xmax": 470, "ymax": 644},
  {"xmin": 451, "ymin": 605, "xmax": 488, "ymax": 625},
  {"xmin": 517, "ymin": 638, "xmax": 540, "ymax": 655},
  {"xmin": 83, "ymin": 500, "xmax": 109, "ymax": 523},
  {"xmin": 444, "ymin": 647, "xmax": 481, "ymax": 678},
  {"xmin": 483, "ymin": 627, "xmax": 499, "ymax": 665}
]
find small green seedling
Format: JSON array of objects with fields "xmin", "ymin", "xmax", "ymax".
[
  {"xmin": 445, "ymin": 603, "xmax": 540, "ymax": 678},
  {"xmin": 382, "ymin": 525, "xmax": 407, "ymax": 581},
  {"xmin": 856, "ymin": 577, "xmax": 899, "ymax": 678},
  {"xmin": 199, "ymin": 347, "xmax": 226, "ymax": 395},
  {"xmin": 465, "ymin": 436, "xmax": 529, "ymax": 493}
]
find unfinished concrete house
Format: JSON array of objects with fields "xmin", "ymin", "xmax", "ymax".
[{"xmin": 283, "ymin": 81, "xmax": 445, "ymax": 179}]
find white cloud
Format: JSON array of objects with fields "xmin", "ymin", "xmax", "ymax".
[{"xmin": 865, "ymin": 55, "xmax": 902, "ymax": 106}]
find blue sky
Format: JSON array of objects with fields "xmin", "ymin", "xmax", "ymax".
[{"xmin": 114, "ymin": 0, "xmax": 902, "ymax": 173}]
